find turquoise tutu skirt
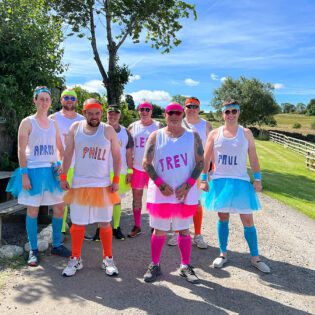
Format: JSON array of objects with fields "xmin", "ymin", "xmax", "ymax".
[
  {"xmin": 201, "ymin": 178, "xmax": 261, "ymax": 213},
  {"xmin": 6, "ymin": 167, "xmax": 63, "ymax": 198}
]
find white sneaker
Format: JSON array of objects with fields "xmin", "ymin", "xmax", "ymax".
[
  {"xmin": 62, "ymin": 257, "xmax": 83, "ymax": 277},
  {"xmin": 213, "ymin": 256, "xmax": 228, "ymax": 268},
  {"xmin": 251, "ymin": 260, "xmax": 270, "ymax": 273},
  {"xmin": 168, "ymin": 233, "xmax": 178, "ymax": 246},
  {"xmin": 102, "ymin": 256, "xmax": 119, "ymax": 276},
  {"xmin": 193, "ymin": 234, "xmax": 208, "ymax": 249}
]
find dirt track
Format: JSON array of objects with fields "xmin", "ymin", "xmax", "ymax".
[{"xmin": 0, "ymin": 192, "xmax": 314, "ymax": 314}]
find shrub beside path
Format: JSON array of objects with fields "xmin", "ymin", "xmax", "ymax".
[{"xmin": 0, "ymin": 192, "xmax": 314, "ymax": 314}]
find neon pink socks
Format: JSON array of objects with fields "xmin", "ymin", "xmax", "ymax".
[
  {"xmin": 178, "ymin": 234, "xmax": 192, "ymax": 265},
  {"xmin": 151, "ymin": 234, "xmax": 166, "ymax": 265},
  {"xmin": 133, "ymin": 208, "xmax": 141, "ymax": 227}
]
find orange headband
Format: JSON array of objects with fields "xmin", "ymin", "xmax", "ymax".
[
  {"xmin": 83, "ymin": 103, "xmax": 103, "ymax": 111},
  {"xmin": 185, "ymin": 98, "xmax": 200, "ymax": 106}
]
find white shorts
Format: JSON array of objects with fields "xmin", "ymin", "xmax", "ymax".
[
  {"xmin": 18, "ymin": 190, "xmax": 64, "ymax": 207},
  {"xmin": 70, "ymin": 202, "xmax": 113, "ymax": 225},
  {"xmin": 150, "ymin": 216, "xmax": 193, "ymax": 232}
]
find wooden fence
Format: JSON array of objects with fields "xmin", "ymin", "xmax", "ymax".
[{"xmin": 269, "ymin": 131, "xmax": 315, "ymax": 172}]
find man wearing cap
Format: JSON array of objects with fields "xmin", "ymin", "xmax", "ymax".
[
  {"xmin": 142, "ymin": 102, "xmax": 204, "ymax": 284},
  {"xmin": 50, "ymin": 88, "xmax": 84, "ymax": 236},
  {"xmin": 6, "ymin": 86, "xmax": 71, "ymax": 267},
  {"xmin": 127, "ymin": 102, "xmax": 162, "ymax": 238},
  {"xmin": 168, "ymin": 97, "xmax": 212, "ymax": 249},
  {"xmin": 60, "ymin": 98, "xmax": 122, "ymax": 277},
  {"xmin": 200, "ymin": 99, "xmax": 270, "ymax": 274},
  {"xmin": 92, "ymin": 105, "xmax": 134, "ymax": 240}
]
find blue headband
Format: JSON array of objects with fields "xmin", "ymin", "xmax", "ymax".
[
  {"xmin": 222, "ymin": 104, "xmax": 240, "ymax": 112},
  {"xmin": 34, "ymin": 87, "xmax": 51, "ymax": 97}
]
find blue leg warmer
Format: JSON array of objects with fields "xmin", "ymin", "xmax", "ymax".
[
  {"xmin": 26, "ymin": 215, "xmax": 38, "ymax": 250},
  {"xmin": 217, "ymin": 220, "xmax": 229, "ymax": 253},
  {"xmin": 244, "ymin": 226, "xmax": 259, "ymax": 257},
  {"xmin": 52, "ymin": 217, "xmax": 63, "ymax": 248}
]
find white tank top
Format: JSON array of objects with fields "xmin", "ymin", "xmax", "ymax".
[
  {"xmin": 183, "ymin": 118, "xmax": 207, "ymax": 148},
  {"xmin": 212, "ymin": 126, "xmax": 249, "ymax": 181},
  {"xmin": 72, "ymin": 122, "xmax": 111, "ymax": 188},
  {"xmin": 131, "ymin": 120, "xmax": 160, "ymax": 171},
  {"xmin": 53, "ymin": 111, "xmax": 85, "ymax": 167},
  {"xmin": 109, "ymin": 125, "xmax": 128, "ymax": 174},
  {"xmin": 147, "ymin": 129, "xmax": 199, "ymax": 205},
  {"xmin": 26, "ymin": 116, "xmax": 58, "ymax": 168}
]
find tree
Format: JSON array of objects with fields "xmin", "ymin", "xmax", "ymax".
[
  {"xmin": 281, "ymin": 103, "xmax": 296, "ymax": 113},
  {"xmin": 212, "ymin": 77, "xmax": 279, "ymax": 127},
  {"xmin": 0, "ymin": 0, "xmax": 64, "ymax": 136},
  {"xmin": 296, "ymin": 102, "xmax": 306, "ymax": 114},
  {"xmin": 172, "ymin": 95, "xmax": 187, "ymax": 106},
  {"xmin": 152, "ymin": 104, "xmax": 164, "ymax": 118},
  {"xmin": 125, "ymin": 94, "xmax": 135, "ymax": 110},
  {"xmin": 307, "ymin": 99, "xmax": 315, "ymax": 116},
  {"xmin": 47, "ymin": 0, "xmax": 196, "ymax": 105}
]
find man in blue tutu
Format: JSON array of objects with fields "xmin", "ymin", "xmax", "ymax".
[
  {"xmin": 200, "ymin": 99, "xmax": 270, "ymax": 273},
  {"xmin": 6, "ymin": 86, "xmax": 71, "ymax": 266}
]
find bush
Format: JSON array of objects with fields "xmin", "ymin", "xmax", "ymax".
[
  {"xmin": 311, "ymin": 122, "xmax": 315, "ymax": 130},
  {"xmin": 292, "ymin": 123, "xmax": 302, "ymax": 129}
]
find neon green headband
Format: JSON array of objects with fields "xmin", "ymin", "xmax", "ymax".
[{"xmin": 61, "ymin": 89, "xmax": 77, "ymax": 98}]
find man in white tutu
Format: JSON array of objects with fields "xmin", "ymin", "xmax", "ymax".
[{"xmin": 200, "ymin": 99, "xmax": 270, "ymax": 273}]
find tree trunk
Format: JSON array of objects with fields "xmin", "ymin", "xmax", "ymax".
[{"xmin": 106, "ymin": 49, "xmax": 118, "ymax": 106}]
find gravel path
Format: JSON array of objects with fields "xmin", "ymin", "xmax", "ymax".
[{"xmin": 0, "ymin": 192, "xmax": 314, "ymax": 315}]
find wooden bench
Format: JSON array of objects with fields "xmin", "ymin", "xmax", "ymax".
[{"xmin": 0, "ymin": 199, "xmax": 25, "ymax": 243}]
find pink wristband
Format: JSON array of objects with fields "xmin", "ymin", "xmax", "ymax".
[
  {"xmin": 186, "ymin": 177, "xmax": 196, "ymax": 187},
  {"xmin": 154, "ymin": 177, "xmax": 164, "ymax": 188}
]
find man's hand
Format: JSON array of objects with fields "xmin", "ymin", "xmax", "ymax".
[
  {"xmin": 159, "ymin": 183, "xmax": 174, "ymax": 197},
  {"xmin": 253, "ymin": 180, "xmax": 262, "ymax": 192},
  {"xmin": 110, "ymin": 183, "xmax": 119, "ymax": 193},
  {"xmin": 22, "ymin": 174, "xmax": 32, "ymax": 190},
  {"xmin": 175, "ymin": 182, "xmax": 191, "ymax": 201},
  {"xmin": 125, "ymin": 174, "xmax": 132, "ymax": 184},
  {"xmin": 200, "ymin": 181, "xmax": 209, "ymax": 192},
  {"xmin": 60, "ymin": 180, "xmax": 70, "ymax": 191}
]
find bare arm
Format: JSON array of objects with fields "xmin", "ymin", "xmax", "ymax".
[
  {"xmin": 142, "ymin": 130, "xmax": 173, "ymax": 196},
  {"xmin": 206, "ymin": 121, "xmax": 213, "ymax": 138},
  {"xmin": 54, "ymin": 120, "xmax": 64, "ymax": 161}
]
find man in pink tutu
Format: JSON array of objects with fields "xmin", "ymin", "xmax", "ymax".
[
  {"xmin": 142, "ymin": 102, "xmax": 204, "ymax": 284},
  {"xmin": 6, "ymin": 86, "xmax": 71, "ymax": 267},
  {"xmin": 200, "ymin": 99, "xmax": 270, "ymax": 273},
  {"xmin": 127, "ymin": 102, "xmax": 162, "ymax": 238}
]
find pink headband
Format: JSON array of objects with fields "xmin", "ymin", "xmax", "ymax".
[
  {"xmin": 165, "ymin": 103, "xmax": 184, "ymax": 113},
  {"xmin": 138, "ymin": 102, "xmax": 153, "ymax": 110}
]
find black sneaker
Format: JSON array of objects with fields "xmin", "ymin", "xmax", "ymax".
[
  {"xmin": 93, "ymin": 228, "xmax": 100, "ymax": 241},
  {"xmin": 84, "ymin": 233, "xmax": 94, "ymax": 241},
  {"xmin": 51, "ymin": 245, "xmax": 71, "ymax": 257},
  {"xmin": 27, "ymin": 250, "xmax": 39, "ymax": 267},
  {"xmin": 179, "ymin": 265, "xmax": 199, "ymax": 284},
  {"xmin": 113, "ymin": 227, "xmax": 125, "ymax": 240},
  {"xmin": 144, "ymin": 263, "xmax": 161, "ymax": 283}
]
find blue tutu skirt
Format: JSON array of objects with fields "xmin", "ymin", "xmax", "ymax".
[
  {"xmin": 6, "ymin": 167, "xmax": 63, "ymax": 198},
  {"xmin": 201, "ymin": 178, "xmax": 261, "ymax": 213}
]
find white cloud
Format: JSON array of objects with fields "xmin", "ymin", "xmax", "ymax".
[
  {"xmin": 130, "ymin": 90, "xmax": 172, "ymax": 103},
  {"xmin": 71, "ymin": 80, "xmax": 105, "ymax": 93},
  {"xmin": 220, "ymin": 77, "xmax": 227, "ymax": 82},
  {"xmin": 211, "ymin": 73, "xmax": 219, "ymax": 81},
  {"xmin": 185, "ymin": 78, "xmax": 200, "ymax": 87},
  {"xmin": 273, "ymin": 83, "xmax": 285, "ymax": 89},
  {"xmin": 129, "ymin": 74, "xmax": 141, "ymax": 83}
]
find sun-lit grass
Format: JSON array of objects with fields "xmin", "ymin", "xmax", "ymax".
[{"xmin": 255, "ymin": 140, "xmax": 315, "ymax": 219}]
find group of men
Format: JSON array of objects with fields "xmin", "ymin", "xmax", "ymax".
[{"xmin": 6, "ymin": 86, "xmax": 270, "ymax": 286}]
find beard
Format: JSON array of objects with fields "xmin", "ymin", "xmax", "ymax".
[
  {"xmin": 87, "ymin": 120, "xmax": 101, "ymax": 127},
  {"xmin": 62, "ymin": 104, "xmax": 75, "ymax": 111}
]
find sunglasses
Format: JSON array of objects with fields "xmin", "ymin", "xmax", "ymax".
[
  {"xmin": 186, "ymin": 104, "xmax": 199, "ymax": 109},
  {"xmin": 63, "ymin": 96, "xmax": 76, "ymax": 101},
  {"xmin": 139, "ymin": 108, "xmax": 150, "ymax": 112},
  {"xmin": 166, "ymin": 111, "xmax": 182, "ymax": 116},
  {"xmin": 224, "ymin": 109, "xmax": 238, "ymax": 115}
]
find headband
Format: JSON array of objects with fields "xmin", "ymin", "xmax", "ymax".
[
  {"xmin": 185, "ymin": 98, "xmax": 200, "ymax": 106},
  {"xmin": 138, "ymin": 102, "xmax": 153, "ymax": 110},
  {"xmin": 34, "ymin": 87, "xmax": 51, "ymax": 97},
  {"xmin": 222, "ymin": 104, "xmax": 240, "ymax": 112},
  {"xmin": 61, "ymin": 89, "xmax": 77, "ymax": 98},
  {"xmin": 165, "ymin": 103, "xmax": 184, "ymax": 113},
  {"xmin": 83, "ymin": 103, "xmax": 103, "ymax": 111}
]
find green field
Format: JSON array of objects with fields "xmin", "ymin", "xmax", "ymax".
[{"xmin": 255, "ymin": 140, "xmax": 315, "ymax": 219}]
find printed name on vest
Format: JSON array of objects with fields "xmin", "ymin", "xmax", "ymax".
[
  {"xmin": 218, "ymin": 154, "xmax": 238, "ymax": 165},
  {"xmin": 82, "ymin": 147, "xmax": 107, "ymax": 160},
  {"xmin": 34, "ymin": 145, "xmax": 54, "ymax": 156},
  {"xmin": 135, "ymin": 136, "xmax": 148, "ymax": 148},
  {"xmin": 158, "ymin": 153, "xmax": 188, "ymax": 172}
]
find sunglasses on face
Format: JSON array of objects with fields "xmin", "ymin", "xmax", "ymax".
[
  {"xmin": 186, "ymin": 104, "xmax": 199, "ymax": 109},
  {"xmin": 224, "ymin": 109, "xmax": 238, "ymax": 115},
  {"xmin": 63, "ymin": 96, "xmax": 76, "ymax": 101},
  {"xmin": 166, "ymin": 111, "xmax": 182, "ymax": 116},
  {"xmin": 139, "ymin": 108, "xmax": 150, "ymax": 112}
]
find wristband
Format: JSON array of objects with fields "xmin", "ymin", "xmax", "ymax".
[
  {"xmin": 253, "ymin": 172, "xmax": 262, "ymax": 181},
  {"xmin": 200, "ymin": 173, "xmax": 208, "ymax": 181},
  {"xmin": 127, "ymin": 168, "xmax": 133, "ymax": 174},
  {"xmin": 60, "ymin": 173, "xmax": 67, "ymax": 181},
  {"xmin": 186, "ymin": 177, "xmax": 196, "ymax": 187},
  {"xmin": 113, "ymin": 175, "xmax": 120, "ymax": 184},
  {"xmin": 154, "ymin": 177, "xmax": 164, "ymax": 188},
  {"xmin": 20, "ymin": 167, "xmax": 28, "ymax": 175}
]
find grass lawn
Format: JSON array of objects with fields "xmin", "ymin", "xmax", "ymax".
[{"xmin": 255, "ymin": 140, "xmax": 315, "ymax": 219}]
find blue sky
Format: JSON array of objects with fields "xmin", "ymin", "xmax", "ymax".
[{"xmin": 63, "ymin": 0, "xmax": 315, "ymax": 112}]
